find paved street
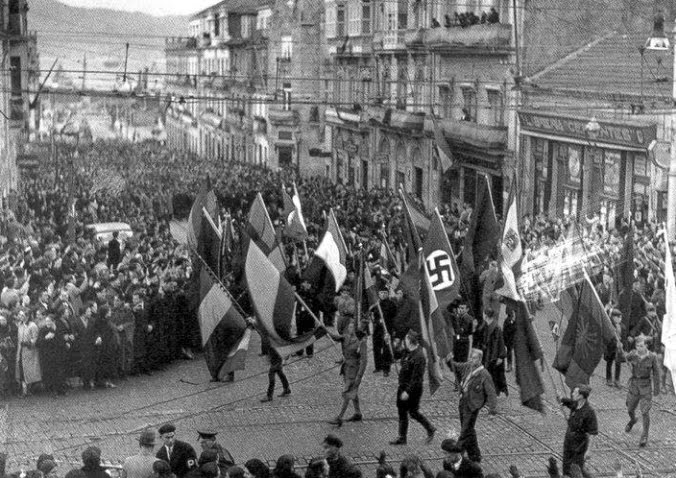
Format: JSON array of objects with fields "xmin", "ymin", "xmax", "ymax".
[{"xmin": 3, "ymin": 302, "xmax": 676, "ymax": 477}]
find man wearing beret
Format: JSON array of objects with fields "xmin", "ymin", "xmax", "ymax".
[
  {"xmin": 558, "ymin": 384, "xmax": 598, "ymax": 478},
  {"xmin": 322, "ymin": 434, "xmax": 351, "ymax": 478},
  {"xmin": 156, "ymin": 423, "xmax": 197, "ymax": 478},
  {"xmin": 197, "ymin": 430, "xmax": 234, "ymax": 476},
  {"xmin": 440, "ymin": 439, "xmax": 483, "ymax": 478}
]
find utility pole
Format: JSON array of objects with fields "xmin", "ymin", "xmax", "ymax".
[
  {"xmin": 81, "ymin": 52, "xmax": 87, "ymax": 90},
  {"xmin": 122, "ymin": 42, "xmax": 130, "ymax": 84}
]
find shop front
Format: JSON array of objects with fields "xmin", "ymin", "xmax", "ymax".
[{"xmin": 518, "ymin": 110, "xmax": 657, "ymax": 228}]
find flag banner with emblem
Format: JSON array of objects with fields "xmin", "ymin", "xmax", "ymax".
[
  {"xmin": 662, "ymin": 235, "xmax": 676, "ymax": 388},
  {"xmin": 281, "ymin": 182, "xmax": 308, "ymax": 241},
  {"xmin": 199, "ymin": 268, "xmax": 250, "ymax": 380},
  {"xmin": 420, "ymin": 250, "xmax": 447, "ymax": 395},
  {"xmin": 246, "ymin": 192, "xmax": 287, "ymax": 273},
  {"xmin": 496, "ymin": 177, "xmax": 523, "ymax": 301},
  {"xmin": 188, "ymin": 177, "xmax": 218, "ymax": 249},
  {"xmin": 509, "ymin": 299, "xmax": 545, "ymax": 412},
  {"xmin": 460, "ymin": 174, "xmax": 500, "ymax": 317},
  {"xmin": 303, "ymin": 209, "xmax": 348, "ymax": 293},
  {"xmin": 245, "ymin": 239, "xmax": 325, "ymax": 356},
  {"xmin": 197, "ymin": 207, "xmax": 222, "ymax": 275},
  {"xmin": 552, "ymin": 271, "xmax": 617, "ymax": 389},
  {"xmin": 423, "ymin": 207, "xmax": 461, "ymax": 313},
  {"xmin": 431, "ymin": 112, "xmax": 454, "ymax": 172}
]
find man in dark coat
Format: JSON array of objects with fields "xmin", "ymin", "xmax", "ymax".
[
  {"xmin": 448, "ymin": 348, "xmax": 497, "ymax": 463},
  {"xmin": 452, "ymin": 301, "xmax": 476, "ymax": 385},
  {"xmin": 197, "ymin": 430, "xmax": 235, "ymax": 477},
  {"xmin": 296, "ymin": 280, "xmax": 318, "ymax": 357},
  {"xmin": 480, "ymin": 308, "xmax": 507, "ymax": 396},
  {"xmin": 558, "ymin": 384, "xmax": 598, "ymax": 478},
  {"xmin": 371, "ymin": 287, "xmax": 396, "ymax": 376},
  {"xmin": 107, "ymin": 232, "xmax": 121, "ymax": 270},
  {"xmin": 156, "ymin": 423, "xmax": 197, "ymax": 478},
  {"xmin": 131, "ymin": 289, "xmax": 151, "ymax": 374},
  {"xmin": 390, "ymin": 330, "xmax": 436, "ymax": 445},
  {"xmin": 81, "ymin": 446, "xmax": 109, "ymax": 478},
  {"xmin": 618, "ymin": 280, "xmax": 646, "ymax": 346}
]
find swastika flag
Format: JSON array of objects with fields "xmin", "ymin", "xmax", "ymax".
[{"xmin": 422, "ymin": 208, "xmax": 461, "ymax": 312}]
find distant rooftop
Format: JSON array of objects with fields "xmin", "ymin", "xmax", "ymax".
[{"xmin": 190, "ymin": 0, "xmax": 272, "ymax": 20}]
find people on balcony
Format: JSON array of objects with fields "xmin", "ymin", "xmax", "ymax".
[{"xmin": 431, "ymin": 9, "xmax": 499, "ymax": 29}]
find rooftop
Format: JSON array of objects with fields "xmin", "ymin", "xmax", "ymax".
[
  {"xmin": 190, "ymin": 0, "xmax": 272, "ymax": 20},
  {"xmin": 531, "ymin": 27, "xmax": 675, "ymax": 101}
]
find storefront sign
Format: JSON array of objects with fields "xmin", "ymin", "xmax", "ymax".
[{"xmin": 519, "ymin": 111, "xmax": 656, "ymax": 148}]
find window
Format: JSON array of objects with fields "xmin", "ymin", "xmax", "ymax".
[
  {"xmin": 283, "ymin": 82, "xmax": 292, "ymax": 111},
  {"xmin": 326, "ymin": 4, "xmax": 337, "ymax": 38},
  {"xmin": 10, "ymin": 57, "xmax": 21, "ymax": 96},
  {"xmin": 435, "ymin": 85, "xmax": 453, "ymax": 118},
  {"xmin": 486, "ymin": 89, "xmax": 503, "ymax": 126},
  {"xmin": 281, "ymin": 35, "xmax": 293, "ymax": 60},
  {"xmin": 397, "ymin": 0, "xmax": 408, "ymax": 29},
  {"xmin": 337, "ymin": 3, "xmax": 346, "ymax": 37},
  {"xmin": 461, "ymin": 87, "xmax": 476, "ymax": 122},
  {"xmin": 362, "ymin": 0, "xmax": 372, "ymax": 34},
  {"xmin": 241, "ymin": 16, "xmax": 251, "ymax": 38}
]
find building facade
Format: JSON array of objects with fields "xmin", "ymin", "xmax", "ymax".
[
  {"xmin": 324, "ymin": 0, "xmax": 519, "ymax": 211},
  {"xmin": 1, "ymin": 0, "xmax": 39, "ymax": 198},
  {"xmin": 164, "ymin": 0, "xmax": 326, "ymax": 174}
]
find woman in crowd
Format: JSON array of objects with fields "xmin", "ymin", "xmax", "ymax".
[{"xmin": 15, "ymin": 309, "xmax": 41, "ymax": 396}]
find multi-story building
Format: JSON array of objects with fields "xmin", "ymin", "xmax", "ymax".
[
  {"xmin": 164, "ymin": 0, "xmax": 327, "ymax": 174},
  {"xmin": 324, "ymin": 0, "xmax": 519, "ymax": 210},
  {"xmin": 1, "ymin": 0, "xmax": 39, "ymax": 197}
]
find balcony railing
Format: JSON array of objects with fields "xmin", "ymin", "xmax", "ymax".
[
  {"xmin": 422, "ymin": 23, "xmax": 512, "ymax": 51},
  {"xmin": 268, "ymin": 108, "xmax": 300, "ymax": 126},
  {"xmin": 424, "ymin": 117, "xmax": 507, "ymax": 148},
  {"xmin": 165, "ymin": 36, "xmax": 198, "ymax": 50}
]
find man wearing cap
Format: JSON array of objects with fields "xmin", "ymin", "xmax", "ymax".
[
  {"xmin": 558, "ymin": 384, "xmax": 598, "ymax": 478},
  {"xmin": 197, "ymin": 430, "xmax": 235, "ymax": 476},
  {"xmin": 624, "ymin": 335, "xmax": 660, "ymax": 447},
  {"xmin": 156, "ymin": 424, "xmax": 197, "ymax": 478},
  {"xmin": 371, "ymin": 287, "xmax": 395, "ymax": 377},
  {"xmin": 390, "ymin": 330, "xmax": 436, "ymax": 445},
  {"xmin": 124, "ymin": 430, "xmax": 159, "ymax": 478},
  {"xmin": 447, "ymin": 348, "xmax": 497, "ymax": 463},
  {"xmin": 440, "ymin": 439, "xmax": 483, "ymax": 478},
  {"xmin": 322, "ymin": 434, "xmax": 351, "ymax": 478}
]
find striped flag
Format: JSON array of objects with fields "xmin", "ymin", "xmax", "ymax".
[
  {"xmin": 496, "ymin": 176, "xmax": 523, "ymax": 301},
  {"xmin": 199, "ymin": 268, "xmax": 250, "ymax": 380},
  {"xmin": 431, "ymin": 112, "xmax": 454, "ymax": 172},
  {"xmin": 198, "ymin": 207, "xmax": 222, "ymax": 275},
  {"xmin": 282, "ymin": 182, "xmax": 308, "ymax": 241},
  {"xmin": 662, "ymin": 236, "xmax": 676, "ymax": 388},
  {"xmin": 303, "ymin": 209, "xmax": 348, "ymax": 294},
  {"xmin": 245, "ymin": 239, "xmax": 325, "ymax": 356},
  {"xmin": 188, "ymin": 178, "xmax": 218, "ymax": 249},
  {"xmin": 247, "ymin": 192, "xmax": 287, "ymax": 273}
]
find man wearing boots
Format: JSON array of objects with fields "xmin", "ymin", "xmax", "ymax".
[
  {"xmin": 389, "ymin": 330, "xmax": 436, "ymax": 445},
  {"xmin": 624, "ymin": 335, "xmax": 660, "ymax": 447}
]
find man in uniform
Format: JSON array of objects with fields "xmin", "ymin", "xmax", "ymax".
[
  {"xmin": 452, "ymin": 301, "xmax": 476, "ymax": 387},
  {"xmin": 389, "ymin": 330, "xmax": 436, "ymax": 445},
  {"xmin": 156, "ymin": 423, "xmax": 197, "ymax": 478},
  {"xmin": 558, "ymin": 384, "xmax": 598, "ymax": 478},
  {"xmin": 447, "ymin": 348, "xmax": 497, "ymax": 463},
  {"xmin": 197, "ymin": 430, "xmax": 235, "ymax": 476},
  {"xmin": 371, "ymin": 286, "xmax": 396, "ymax": 377},
  {"xmin": 624, "ymin": 335, "xmax": 660, "ymax": 447}
]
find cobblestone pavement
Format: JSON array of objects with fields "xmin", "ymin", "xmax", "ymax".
[{"xmin": 4, "ymin": 302, "xmax": 676, "ymax": 477}]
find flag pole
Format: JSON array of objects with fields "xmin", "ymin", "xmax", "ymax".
[
  {"xmin": 293, "ymin": 290, "xmax": 340, "ymax": 351},
  {"xmin": 372, "ymin": 297, "xmax": 399, "ymax": 374}
]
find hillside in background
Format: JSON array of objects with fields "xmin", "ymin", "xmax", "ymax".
[{"xmin": 29, "ymin": 0, "xmax": 189, "ymax": 89}]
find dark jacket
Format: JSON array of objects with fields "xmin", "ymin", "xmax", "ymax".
[
  {"xmin": 398, "ymin": 346, "xmax": 426, "ymax": 396},
  {"xmin": 443, "ymin": 457, "xmax": 483, "ymax": 478},
  {"xmin": 450, "ymin": 360, "xmax": 497, "ymax": 413},
  {"xmin": 81, "ymin": 464, "xmax": 110, "ymax": 478},
  {"xmin": 327, "ymin": 453, "xmax": 352, "ymax": 478},
  {"xmin": 156, "ymin": 440, "xmax": 197, "ymax": 478}
]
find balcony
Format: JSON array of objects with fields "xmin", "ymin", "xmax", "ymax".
[
  {"xmin": 373, "ymin": 30, "xmax": 406, "ymax": 51},
  {"xmin": 389, "ymin": 109, "xmax": 425, "ymax": 132},
  {"xmin": 165, "ymin": 36, "xmax": 198, "ymax": 51},
  {"xmin": 422, "ymin": 23, "xmax": 512, "ymax": 52},
  {"xmin": 268, "ymin": 108, "xmax": 300, "ymax": 127},
  {"xmin": 424, "ymin": 117, "xmax": 507, "ymax": 149},
  {"xmin": 329, "ymin": 35, "xmax": 374, "ymax": 57}
]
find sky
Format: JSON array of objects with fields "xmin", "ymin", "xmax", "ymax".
[{"xmin": 58, "ymin": 0, "xmax": 218, "ymax": 16}]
